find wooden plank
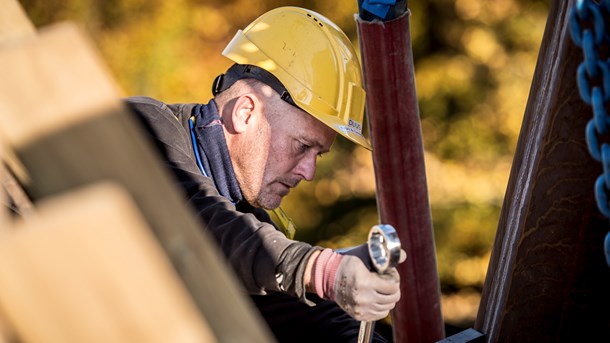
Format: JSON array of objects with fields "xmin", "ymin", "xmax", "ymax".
[
  {"xmin": 0, "ymin": 0, "xmax": 36, "ymax": 46},
  {"xmin": 475, "ymin": 0, "xmax": 610, "ymax": 341},
  {"xmin": 0, "ymin": 23, "xmax": 122, "ymax": 148},
  {"xmin": 0, "ymin": 0, "xmax": 36, "ymax": 220},
  {"xmin": 0, "ymin": 182, "xmax": 216, "ymax": 343},
  {"xmin": 0, "ymin": 22, "xmax": 274, "ymax": 342},
  {"xmin": 0, "ymin": 139, "xmax": 17, "ymax": 343},
  {"xmin": 1, "ymin": 163, "xmax": 35, "ymax": 220},
  {"xmin": 0, "ymin": 140, "xmax": 7, "ymax": 233},
  {"xmin": 0, "ymin": 310, "xmax": 15, "ymax": 343}
]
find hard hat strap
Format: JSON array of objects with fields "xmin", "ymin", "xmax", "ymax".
[{"xmin": 212, "ymin": 64, "xmax": 298, "ymax": 108}]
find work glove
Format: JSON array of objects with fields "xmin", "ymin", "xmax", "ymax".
[{"xmin": 312, "ymin": 248, "xmax": 402, "ymax": 322}]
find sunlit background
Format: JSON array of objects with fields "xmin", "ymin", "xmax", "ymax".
[{"xmin": 20, "ymin": 0, "xmax": 550, "ymax": 335}]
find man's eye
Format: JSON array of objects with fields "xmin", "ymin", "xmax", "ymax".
[{"xmin": 298, "ymin": 143, "xmax": 310, "ymax": 153}]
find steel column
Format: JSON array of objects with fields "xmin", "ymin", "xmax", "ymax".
[{"xmin": 357, "ymin": 10, "xmax": 445, "ymax": 343}]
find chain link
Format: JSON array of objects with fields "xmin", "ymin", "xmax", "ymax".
[{"xmin": 569, "ymin": 0, "xmax": 610, "ymax": 267}]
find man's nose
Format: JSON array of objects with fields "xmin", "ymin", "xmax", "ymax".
[{"xmin": 294, "ymin": 154, "xmax": 317, "ymax": 181}]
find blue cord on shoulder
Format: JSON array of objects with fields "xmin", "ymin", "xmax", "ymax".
[
  {"xmin": 189, "ymin": 115, "xmax": 238, "ymax": 205},
  {"xmin": 189, "ymin": 116, "xmax": 208, "ymax": 177}
]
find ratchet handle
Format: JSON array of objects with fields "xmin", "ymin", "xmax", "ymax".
[{"xmin": 358, "ymin": 322, "xmax": 375, "ymax": 343}]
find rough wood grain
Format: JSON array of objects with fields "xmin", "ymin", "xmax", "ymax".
[
  {"xmin": 0, "ymin": 183, "xmax": 216, "ymax": 343},
  {"xmin": 0, "ymin": 0, "xmax": 35, "ymax": 46}
]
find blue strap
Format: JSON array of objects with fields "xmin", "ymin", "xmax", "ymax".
[
  {"xmin": 361, "ymin": 0, "xmax": 396, "ymax": 20},
  {"xmin": 358, "ymin": 0, "xmax": 407, "ymax": 21},
  {"xmin": 189, "ymin": 116, "xmax": 208, "ymax": 177}
]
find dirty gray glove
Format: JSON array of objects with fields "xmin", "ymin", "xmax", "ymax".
[{"xmin": 312, "ymin": 248, "xmax": 401, "ymax": 322}]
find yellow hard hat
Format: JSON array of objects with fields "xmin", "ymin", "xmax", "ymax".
[{"xmin": 219, "ymin": 6, "xmax": 370, "ymax": 150}]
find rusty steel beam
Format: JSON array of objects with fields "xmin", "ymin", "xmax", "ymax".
[
  {"xmin": 475, "ymin": 0, "xmax": 610, "ymax": 341},
  {"xmin": 357, "ymin": 10, "xmax": 445, "ymax": 343}
]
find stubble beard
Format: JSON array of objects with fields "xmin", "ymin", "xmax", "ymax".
[{"xmin": 250, "ymin": 162, "xmax": 284, "ymax": 210}]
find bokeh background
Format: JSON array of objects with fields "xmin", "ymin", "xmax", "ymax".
[{"xmin": 19, "ymin": 0, "xmax": 550, "ymax": 335}]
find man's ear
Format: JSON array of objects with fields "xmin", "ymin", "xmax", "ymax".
[{"xmin": 231, "ymin": 94, "xmax": 258, "ymax": 133}]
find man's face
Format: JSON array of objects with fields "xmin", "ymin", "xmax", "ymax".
[{"xmin": 235, "ymin": 100, "xmax": 336, "ymax": 209}]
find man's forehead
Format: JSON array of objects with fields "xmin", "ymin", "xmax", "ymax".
[
  {"xmin": 294, "ymin": 116, "xmax": 335, "ymax": 150},
  {"xmin": 268, "ymin": 97, "xmax": 335, "ymax": 147}
]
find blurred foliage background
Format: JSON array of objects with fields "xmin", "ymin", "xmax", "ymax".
[{"xmin": 19, "ymin": 0, "xmax": 550, "ymax": 335}]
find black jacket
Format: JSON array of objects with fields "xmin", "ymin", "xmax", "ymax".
[{"xmin": 125, "ymin": 96, "xmax": 320, "ymax": 304}]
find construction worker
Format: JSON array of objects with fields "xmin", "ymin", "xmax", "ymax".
[{"xmin": 126, "ymin": 7, "xmax": 401, "ymax": 342}]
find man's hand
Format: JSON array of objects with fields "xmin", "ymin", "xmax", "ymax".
[
  {"xmin": 307, "ymin": 248, "xmax": 402, "ymax": 322},
  {"xmin": 332, "ymin": 253, "xmax": 400, "ymax": 321}
]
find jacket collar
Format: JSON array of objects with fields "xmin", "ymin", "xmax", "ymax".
[{"xmin": 192, "ymin": 100, "xmax": 243, "ymax": 204}]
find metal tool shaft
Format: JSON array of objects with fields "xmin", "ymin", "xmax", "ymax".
[{"xmin": 358, "ymin": 321, "xmax": 375, "ymax": 342}]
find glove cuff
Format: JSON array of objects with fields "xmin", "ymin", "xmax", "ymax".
[{"xmin": 313, "ymin": 248, "xmax": 343, "ymax": 299}]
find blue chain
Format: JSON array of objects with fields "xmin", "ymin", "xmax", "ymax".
[{"xmin": 569, "ymin": 0, "xmax": 610, "ymax": 267}]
